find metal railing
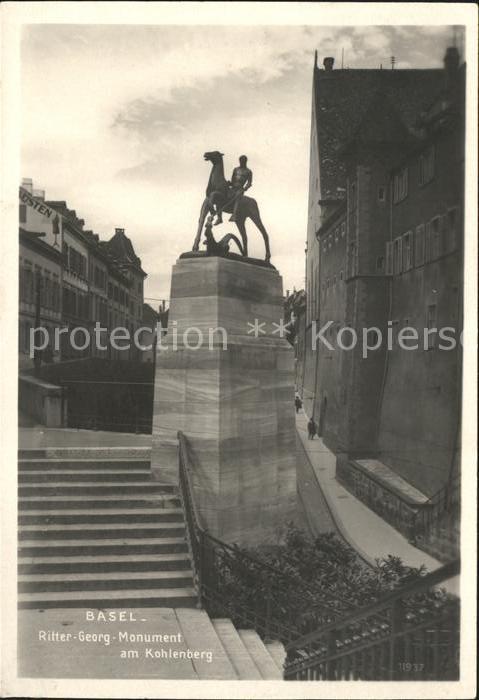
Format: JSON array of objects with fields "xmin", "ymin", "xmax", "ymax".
[
  {"xmin": 178, "ymin": 431, "xmax": 355, "ymax": 642},
  {"xmin": 177, "ymin": 431, "xmax": 460, "ymax": 680},
  {"xmin": 284, "ymin": 559, "xmax": 460, "ymax": 681}
]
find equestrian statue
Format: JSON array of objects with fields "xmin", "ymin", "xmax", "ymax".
[{"xmin": 192, "ymin": 151, "xmax": 271, "ymax": 262}]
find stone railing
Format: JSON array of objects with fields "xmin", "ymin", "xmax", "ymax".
[{"xmin": 18, "ymin": 374, "xmax": 67, "ymax": 428}]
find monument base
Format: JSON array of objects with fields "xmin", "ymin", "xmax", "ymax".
[{"xmin": 152, "ymin": 255, "xmax": 297, "ymax": 546}]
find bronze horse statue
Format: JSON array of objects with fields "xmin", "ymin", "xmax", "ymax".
[{"xmin": 192, "ymin": 151, "xmax": 271, "ymax": 261}]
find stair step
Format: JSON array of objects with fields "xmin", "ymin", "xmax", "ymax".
[
  {"xmin": 18, "ymin": 570, "xmax": 193, "ymax": 592},
  {"xmin": 19, "ymin": 494, "xmax": 180, "ymax": 510},
  {"xmin": 212, "ymin": 619, "xmax": 261, "ymax": 679},
  {"xmin": 19, "ymin": 522, "xmax": 185, "ymax": 539},
  {"xmin": 19, "ymin": 536, "xmax": 188, "ymax": 557},
  {"xmin": 18, "ymin": 459, "xmax": 150, "ymax": 471},
  {"xmin": 18, "ymin": 507, "xmax": 184, "ymax": 525},
  {"xmin": 265, "ymin": 640, "xmax": 286, "ymax": 672},
  {"xmin": 18, "ymin": 483, "xmax": 175, "ymax": 496},
  {"xmin": 18, "ymin": 587, "xmax": 198, "ymax": 609},
  {"xmin": 176, "ymin": 608, "xmax": 237, "ymax": 680},
  {"xmin": 18, "ymin": 450, "xmax": 49, "ymax": 459},
  {"xmin": 19, "ymin": 553, "xmax": 192, "ymax": 574},
  {"xmin": 19, "ymin": 471, "xmax": 152, "ymax": 483},
  {"xmin": 238, "ymin": 629, "xmax": 283, "ymax": 679}
]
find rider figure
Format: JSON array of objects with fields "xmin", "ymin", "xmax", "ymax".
[{"xmin": 229, "ymin": 155, "xmax": 253, "ymax": 223}]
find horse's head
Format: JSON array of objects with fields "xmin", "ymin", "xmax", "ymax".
[{"xmin": 204, "ymin": 151, "xmax": 224, "ymax": 164}]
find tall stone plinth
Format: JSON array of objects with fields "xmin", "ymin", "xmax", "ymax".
[{"xmin": 151, "ymin": 255, "xmax": 297, "ymax": 546}]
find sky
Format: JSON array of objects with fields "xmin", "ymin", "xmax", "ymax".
[{"xmin": 21, "ymin": 24, "xmax": 464, "ymax": 307}]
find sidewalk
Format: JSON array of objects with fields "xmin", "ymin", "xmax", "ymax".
[{"xmin": 295, "ymin": 410, "xmax": 444, "ymax": 573}]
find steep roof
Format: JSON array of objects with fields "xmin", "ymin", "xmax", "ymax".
[
  {"xmin": 103, "ymin": 228, "xmax": 146, "ymax": 276},
  {"xmin": 314, "ymin": 67, "xmax": 445, "ymax": 199},
  {"xmin": 142, "ymin": 303, "xmax": 160, "ymax": 323}
]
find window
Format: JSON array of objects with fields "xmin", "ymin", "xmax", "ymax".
[
  {"xmin": 426, "ymin": 304, "xmax": 437, "ymax": 350},
  {"xmin": 52, "ymin": 279, "xmax": 60, "ymax": 312},
  {"xmin": 340, "ymin": 222, "xmax": 346, "ymax": 237},
  {"xmin": 339, "ymin": 270, "xmax": 344, "ymax": 281},
  {"xmin": 348, "ymin": 242, "xmax": 357, "ymax": 277},
  {"xmin": 393, "ymin": 237, "xmax": 403, "ymax": 275},
  {"xmin": 377, "ymin": 186, "xmax": 386, "ymax": 202},
  {"xmin": 425, "ymin": 222, "xmax": 432, "ymax": 262},
  {"xmin": 419, "ymin": 146, "xmax": 435, "ymax": 186},
  {"xmin": 43, "ymin": 273, "xmax": 51, "ymax": 310},
  {"xmin": 393, "ymin": 168, "xmax": 408, "ymax": 203},
  {"xmin": 386, "ymin": 242, "xmax": 393, "ymax": 275},
  {"xmin": 431, "ymin": 217, "xmax": 442, "ymax": 259},
  {"xmin": 376, "ymin": 256, "xmax": 385, "ymax": 272},
  {"xmin": 367, "ymin": 330, "xmax": 379, "ymax": 347},
  {"xmin": 445, "ymin": 207, "xmax": 460, "ymax": 253},
  {"xmin": 23, "ymin": 264, "xmax": 34, "ymax": 303},
  {"xmin": 415, "ymin": 224, "xmax": 425, "ymax": 266},
  {"xmin": 19, "ymin": 204, "xmax": 27, "ymax": 224},
  {"xmin": 402, "ymin": 231, "xmax": 413, "ymax": 271}
]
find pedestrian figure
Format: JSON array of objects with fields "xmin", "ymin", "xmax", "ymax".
[
  {"xmin": 294, "ymin": 395, "xmax": 302, "ymax": 413},
  {"xmin": 307, "ymin": 417, "xmax": 317, "ymax": 440}
]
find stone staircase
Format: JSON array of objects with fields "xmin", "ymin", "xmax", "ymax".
[{"xmin": 17, "ymin": 449, "xmax": 285, "ymax": 679}]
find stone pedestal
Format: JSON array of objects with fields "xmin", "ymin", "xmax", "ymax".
[{"xmin": 151, "ymin": 255, "xmax": 297, "ymax": 546}]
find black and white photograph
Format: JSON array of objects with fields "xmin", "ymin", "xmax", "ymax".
[{"xmin": 1, "ymin": 2, "xmax": 477, "ymax": 698}]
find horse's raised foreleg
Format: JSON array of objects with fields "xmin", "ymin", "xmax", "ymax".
[
  {"xmin": 193, "ymin": 198, "xmax": 212, "ymax": 251},
  {"xmin": 210, "ymin": 192, "xmax": 224, "ymax": 225}
]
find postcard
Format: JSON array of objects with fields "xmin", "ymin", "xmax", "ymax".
[{"xmin": 1, "ymin": 2, "xmax": 477, "ymax": 698}]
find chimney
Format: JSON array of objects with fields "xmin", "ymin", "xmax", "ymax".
[
  {"xmin": 323, "ymin": 57, "xmax": 334, "ymax": 71},
  {"xmin": 33, "ymin": 188, "xmax": 45, "ymax": 201},
  {"xmin": 21, "ymin": 178, "xmax": 33, "ymax": 193},
  {"xmin": 444, "ymin": 46, "xmax": 460, "ymax": 92},
  {"xmin": 115, "ymin": 228, "xmax": 125, "ymax": 235}
]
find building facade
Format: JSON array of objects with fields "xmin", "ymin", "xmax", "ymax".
[
  {"xmin": 298, "ymin": 48, "xmax": 464, "ymax": 543},
  {"xmin": 19, "ymin": 181, "xmax": 148, "ymax": 367},
  {"xmin": 19, "ymin": 181, "xmax": 63, "ymax": 369}
]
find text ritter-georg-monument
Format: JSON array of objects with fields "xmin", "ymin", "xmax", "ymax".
[{"xmin": 151, "ymin": 152, "xmax": 297, "ymax": 546}]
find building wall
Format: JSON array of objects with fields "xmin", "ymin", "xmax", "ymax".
[
  {"xmin": 19, "ymin": 183, "xmax": 63, "ymax": 370},
  {"xmin": 376, "ymin": 127, "xmax": 463, "ymax": 496},
  {"xmin": 300, "ymin": 58, "xmax": 463, "ymax": 503},
  {"xmin": 61, "ymin": 225, "xmax": 90, "ymax": 359},
  {"xmin": 316, "ymin": 211, "xmax": 347, "ymax": 446},
  {"xmin": 106, "ymin": 273, "xmax": 132, "ymax": 360},
  {"xmin": 19, "ymin": 242, "xmax": 62, "ymax": 369},
  {"xmin": 19, "ymin": 182, "xmax": 63, "ymax": 251},
  {"xmin": 301, "ymin": 72, "xmax": 323, "ymax": 419},
  {"xmin": 88, "ymin": 252, "xmax": 109, "ymax": 359}
]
